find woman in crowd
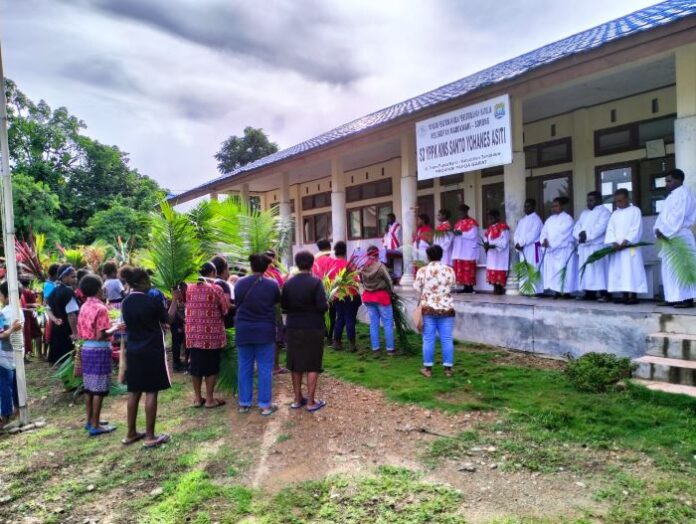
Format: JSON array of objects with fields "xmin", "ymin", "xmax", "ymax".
[
  {"xmin": 234, "ymin": 254, "xmax": 281, "ymax": 416},
  {"xmin": 281, "ymin": 251, "xmax": 328, "ymax": 412},
  {"xmin": 42, "ymin": 263, "xmax": 60, "ymax": 359},
  {"xmin": 414, "ymin": 245, "xmax": 457, "ymax": 377},
  {"xmin": 170, "ymin": 282, "xmax": 188, "ymax": 373},
  {"xmin": 330, "ymin": 241, "xmax": 361, "ymax": 352},
  {"xmin": 46, "ymin": 264, "xmax": 79, "ymax": 365},
  {"xmin": 102, "ymin": 261, "xmax": 124, "ymax": 305},
  {"xmin": 0, "ymin": 282, "xmax": 22, "ymax": 428},
  {"xmin": 263, "ymin": 249, "xmax": 288, "ymax": 375},
  {"xmin": 76, "ymin": 274, "xmax": 120, "ymax": 436},
  {"xmin": 360, "ymin": 245, "xmax": 395, "ymax": 355},
  {"xmin": 413, "ymin": 213, "xmax": 434, "ymax": 265},
  {"xmin": 120, "ymin": 267, "xmax": 178, "ymax": 448},
  {"xmin": 185, "ymin": 262, "xmax": 230, "ymax": 409},
  {"xmin": 19, "ymin": 276, "xmax": 41, "ymax": 360}
]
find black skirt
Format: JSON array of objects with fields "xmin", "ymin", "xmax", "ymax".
[
  {"xmin": 48, "ymin": 323, "xmax": 73, "ymax": 365},
  {"xmin": 125, "ymin": 348, "xmax": 171, "ymax": 393},
  {"xmin": 188, "ymin": 348, "xmax": 221, "ymax": 378},
  {"xmin": 286, "ymin": 328, "xmax": 324, "ymax": 373}
]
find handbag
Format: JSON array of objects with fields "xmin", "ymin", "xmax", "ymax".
[
  {"xmin": 412, "ymin": 298, "xmax": 423, "ymax": 333},
  {"xmin": 73, "ymin": 343, "xmax": 83, "ymax": 378}
]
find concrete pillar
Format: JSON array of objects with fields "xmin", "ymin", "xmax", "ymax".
[
  {"xmin": 675, "ymin": 43, "xmax": 696, "ymax": 195},
  {"xmin": 210, "ymin": 192, "xmax": 219, "ymax": 202},
  {"xmin": 503, "ymin": 96, "xmax": 526, "ymax": 295},
  {"xmin": 399, "ymin": 132, "xmax": 418, "ymax": 287},
  {"xmin": 279, "ymin": 172, "xmax": 293, "ymax": 267},
  {"xmin": 331, "ymin": 157, "xmax": 346, "ymax": 243},
  {"xmin": 240, "ymin": 183, "xmax": 250, "ymax": 206},
  {"xmin": 572, "ymin": 108, "xmax": 592, "ymax": 216}
]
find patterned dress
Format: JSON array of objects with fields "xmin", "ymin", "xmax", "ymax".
[
  {"xmin": 414, "ymin": 262, "xmax": 456, "ymax": 316},
  {"xmin": 77, "ymin": 297, "xmax": 112, "ymax": 395}
]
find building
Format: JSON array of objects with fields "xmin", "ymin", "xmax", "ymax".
[{"xmin": 171, "ymin": 1, "xmax": 696, "ymax": 393}]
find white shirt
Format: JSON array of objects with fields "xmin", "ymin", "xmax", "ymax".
[
  {"xmin": 382, "ymin": 222, "xmax": 402, "ymax": 250},
  {"xmin": 573, "ymin": 206, "xmax": 611, "ymax": 246},
  {"xmin": 540, "ymin": 212, "xmax": 575, "ymax": 251},
  {"xmin": 514, "ymin": 212, "xmax": 543, "ymax": 249},
  {"xmin": 655, "ymin": 185, "xmax": 696, "ymax": 238}
]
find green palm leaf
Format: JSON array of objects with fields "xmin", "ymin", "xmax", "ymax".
[
  {"xmin": 187, "ymin": 200, "xmax": 217, "ymax": 258},
  {"xmin": 390, "ymin": 291, "xmax": 415, "ymax": 355},
  {"xmin": 143, "ymin": 200, "xmax": 202, "ymax": 296},
  {"xmin": 513, "ymin": 250, "xmax": 541, "ymax": 296},
  {"xmin": 657, "ymin": 236, "xmax": 696, "ymax": 287},
  {"xmin": 578, "ymin": 242, "xmax": 652, "ymax": 280},
  {"xmin": 217, "ymin": 328, "xmax": 238, "ymax": 394}
]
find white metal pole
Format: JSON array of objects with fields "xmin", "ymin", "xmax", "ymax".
[{"xmin": 0, "ymin": 41, "xmax": 29, "ymax": 425}]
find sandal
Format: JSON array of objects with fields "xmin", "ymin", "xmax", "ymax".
[
  {"xmin": 306, "ymin": 399, "xmax": 327, "ymax": 413},
  {"xmin": 444, "ymin": 367, "xmax": 454, "ymax": 377},
  {"xmin": 204, "ymin": 399, "xmax": 226, "ymax": 409},
  {"xmin": 260, "ymin": 404, "xmax": 278, "ymax": 416},
  {"xmin": 89, "ymin": 425, "xmax": 117, "ymax": 437},
  {"xmin": 273, "ymin": 367, "xmax": 289, "ymax": 375},
  {"xmin": 419, "ymin": 368, "xmax": 432, "ymax": 378},
  {"xmin": 143, "ymin": 434, "xmax": 171, "ymax": 448},
  {"xmin": 121, "ymin": 432, "xmax": 146, "ymax": 446},
  {"xmin": 290, "ymin": 398, "xmax": 308, "ymax": 409},
  {"xmin": 237, "ymin": 406, "xmax": 251, "ymax": 414}
]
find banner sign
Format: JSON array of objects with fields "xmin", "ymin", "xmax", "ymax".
[{"xmin": 416, "ymin": 94, "xmax": 512, "ymax": 180}]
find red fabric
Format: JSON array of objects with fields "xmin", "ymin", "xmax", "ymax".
[
  {"xmin": 385, "ymin": 223, "xmax": 401, "ymax": 249},
  {"xmin": 77, "ymin": 297, "xmax": 111, "ymax": 340},
  {"xmin": 361, "ymin": 289, "xmax": 391, "ymax": 306},
  {"xmin": 454, "ymin": 218, "xmax": 479, "ymax": 232},
  {"xmin": 486, "ymin": 222, "xmax": 510, "ymax": 240},
  {"xmin": 486, "ymin": 269, "xmax": 508, "ymax": 287},
  {"xmin": 414, "ymin": 225, "xmax": 433, "ymax": 243},
  {"xmin": 328, "ymin": 258, "xmax": 358, "ymax": 296},
  {"xmin": 454, "ymin": 260, "xmax": 477, "ymax": 286},
  {"xmin": 185, "ymin": 281, "xmax": 230, "ymax": 349},
  {"xmin": 312, "ymin": 253, "xmax": 336, "ymax": 278},
  {"xmin": 436, "ymin": 222, "xmax": 451, "ymax": 232},
  {"xmin": 264, "ymin": 266, "xmax": 285, "ymax": 288}
]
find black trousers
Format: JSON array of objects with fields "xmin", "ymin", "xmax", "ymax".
[{"xmin": 171, "ymin": 329, "xmax": 187, "ymax": 366}]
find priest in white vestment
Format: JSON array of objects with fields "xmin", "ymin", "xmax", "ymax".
[
  {"xmin": 381, "ymin": 212, "xmax": 403, "ymax": 278},
  {"xmin": 654, "ymin": 169, "xmax": 696, "ymax": 308},
  {"xmin": 540, "ymin": 196, "xmax": 577, "ymax": 296},
  {"xmin": 514, "ymin": 199, "xmax": 544, "ymax": 295},
  {"xmin": 603, "ymin": 189, "xmax": 647, "ymax": 304},
  {"xmin": 573, "ymin": 191, "xmax": 611, "ymax": 299}
]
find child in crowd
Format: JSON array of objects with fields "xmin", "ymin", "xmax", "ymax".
[{"xmin": 0, "ymin": 282, "xmax": 23, "ymax": 427}]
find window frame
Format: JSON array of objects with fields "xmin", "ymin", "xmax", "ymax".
[
  {"xmin": 301, "ymin": 191, "xmax": 332, "ymax": 211},
  {"xmin": 525, "ymin": 171, "xmax": 574, "ymax": 221},
  {"xmin": 346, "ymin": 202, "xmax": 394, "ymax": 240},
  {"xmin": 594, "ymin": 161, "xmax": 640, "ymax": 212},
  {"xmin": 524, "ymin": 137, "xmax": 573, "ymax": 169},
  {"xmin": 303, "ymin": 212, "xmax": 332, "ymax": 244},
  {"xmin": 345, "ymin": 179, "xmax": 393, "ymax": 203},
  {"xmin": 594, "ymin": 114, "xmax": 676, "ymax": 157}
]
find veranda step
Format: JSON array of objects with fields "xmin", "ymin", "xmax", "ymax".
[
  {"xmin": 633, "ymin": 355, "xmax": 696, "ymax": 386},
  {"xmin": 646, "ymin": 332, "xmax": 696, "ymax": 361},
  {"xmin": 631, "ymin": 379, "xmax": 696, "ymax": 398}
]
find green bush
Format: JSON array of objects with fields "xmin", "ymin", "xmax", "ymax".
[{"xmin": 564, "ymin": 352, "xmax": 636, "ymax": 393}]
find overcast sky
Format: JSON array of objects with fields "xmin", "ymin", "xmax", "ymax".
[{"xmin": 3, "ymin": 0, "xmax": 658, "ymax": 194}]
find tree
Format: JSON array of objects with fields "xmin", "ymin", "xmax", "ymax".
[
  {"xmin": 214, "ymin": 126, "xmax": 278, "ymax": 174},
  {"xmin": 11, "ymin": 172, "xmax": 70, "ymax": 245},
  {"xmin": 86, "ymin": 202, "xmax": 151, "ymax": 247}
]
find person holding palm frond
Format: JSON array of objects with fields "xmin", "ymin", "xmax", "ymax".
[
  {"xmin": 540, "ymin": 197, "xmax": 577, "ymax": 299},
  {"xmin": 573, "ymin": 191, "xmax": 611, "ymax": 301},
  {"xmin": 433, "ymin": 209, "xmax": 454, "ymax": 267},
  {"xmin": 602, "ymin": 189, "xmax": 647, "ymax": 305},
  {"xmin": 654, "ymin": 169, "xmax": 696, "ymax": 308},
  {"xmin": 514, "ymin": 199, "xmax": 544, "ymax": 296},
  {"xmin": 360, "ymin": 246, "xmax": 395, "ymax": 355},
  {"xmin": 330, "ymin": 241, "xmax": 361, "ymax": 352}
]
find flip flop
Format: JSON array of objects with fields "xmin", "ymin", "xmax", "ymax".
[
  {"xmin": 89, "ymin": 425, "xmax": 117, "ymax": 437},
  {"xmin": 306, "ymin": 399, "xmax": 326, "ymax": 413},
  {"xmin": 273, "ymin": 367, "xmax": 289, "ymax": 375},
  {"xmin": 290, "ymin": 398, "xmax": 308, "ymax": 409},
  {"xmin": 204, "ymin": 399, "xmax": 226, "ymax": 409},
  {"xmin": 192, "ymin": 399, "xmax": 205, "ymax": 408},
  {"xmin": 143, "ymin": 434, "xmax": 171, "ymax": 448},
  {"xmin": 121, "ymin": 432, "xmax": 146, "ymax": 446},
  {"xmin": 260, "ymin": 404, "xmax": 278, "ymax": 416},
  {"xmin": 237, "ymin": 406, "xmax": 251, "ymax": 414},
  {"xmin": 84, "ymin": 419, "xmax": 109, "ymax": 430}
]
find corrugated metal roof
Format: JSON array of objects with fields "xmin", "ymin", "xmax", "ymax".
[{"xmin": 177, "ymin": 0, "xmax": 696, "ymax": 199}]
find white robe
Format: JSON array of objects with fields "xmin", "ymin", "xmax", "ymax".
[
  {"xmin": 604, "ymin": 205, "xmax": 647, "ymax": 294},
  {"xmin": 434, "ymin": 223, "xmax": 454, "ymax": 266},
  {"xmin": 452, "ymin": 220, "xmax": 480, "ymax": 262},
  {"xmin": 485, "ymin": 228, "xmax": 510, "ymax": 271},
  {"xmin": 573, "ymin": 206, "xmax": 611, "ymax": 291},
  {"xmin": 540, "ymin": 212, "xmax": 578, "ymax": 293},
  {"xmin": 654, "ymin": 185, "xmax": 696, "ymax": 302},
  {"xmin": 513, "ymin": 212, "xmax": 543, "ymax": 294}
]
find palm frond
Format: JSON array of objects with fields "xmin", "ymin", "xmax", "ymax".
[
  {"xmin": 559, "ymin": 247, "xmax": 578, "ymax": 294},
  {"xmin": 578, "ymin": 242, "xmax": 652, "ymax": 280},
  {"xmin": 513, "ymin": 250, "xmax": 541, "ymax": 296},
  {"xmin": 390, "ymin": 291, "xmax": 415, "ymax": 355},
  {"xmin": 143, "ymin": 200, "xmax": 202, "ymax": 296},
  {"xmin": 187, "ymin": 200, "xmax": 218, "ymax": 258},
  {"xmin": 52, "ymin": 350, "xmax": 81, "ymax": 391},
  {"xmin": 63, "ymin": 248, "xmax": 86, "ymax": 268},
  {"xmin": 657, "ymin": 236, "xmax": 696, "ymax": 287},
  {"xmin": 217, "ymin": 328, "xmax": 238, "ymax": 394}
]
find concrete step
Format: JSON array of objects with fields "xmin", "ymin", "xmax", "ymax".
[
  {"xmin": 657, "ymin": 314, "xmax": 696, "ymax": 336},
  {"xmin": 633, "ymin": 355, "xmax": 696, "ymax": 386},
  {"xmin": 646, "ymin": 332, "xmax": 696, "ymax": 361},
  {"xmin": 631, "ymin": 379, "xmax": 696, "ymax": 398}
]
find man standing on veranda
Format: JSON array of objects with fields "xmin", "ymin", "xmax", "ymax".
[
  {"xmin": 654, "ymin": 168, "xmax": 696, "ymax": 308},
  {"xmin": 514, "ymin": 199, "xmax": 544, "ymax": 295},
  {"xmin": 452, "ymin": 204, "xmax": 480, "ymax": 294},
  {"xmin": 602, "ymin": 189, "xmax": 647, "ymax": 305},
  {"xmin": 573, "ymin": 191, "xmax": 611, "ymax": 300},
  {"xmin": 540, "ymin": 196, "xmax": 577, "ymax": 298}
]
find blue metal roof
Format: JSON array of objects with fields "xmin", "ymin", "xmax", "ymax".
[{"xmin": 179, "ymin": 0, "xmax": 696, "ymax": 198}]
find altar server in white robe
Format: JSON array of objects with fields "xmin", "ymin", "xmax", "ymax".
[
  {"xmin": 540, "ymin": 196, "xmax": 577, "ymax": 297},
  {"xmin": 602, "ymin": 188, "xmax": 647, "ymax": 304},
  {"xmin": 483, "ymin": 209, "xmax": 510, "ymax": 295},
  {"xmin": 573, "ymin": 191, "xmax": 611, "ymax": 300},
  {"xmin": 514, "ymin": 199, "xmax": 544, "ymax": 295},
  {"xmin": 654, "ymin": 169, "xmax": 696, "ymax": 308},
  {"xmin": 433, "ymin": 209, "xmax": 454, "ymax": 267}
]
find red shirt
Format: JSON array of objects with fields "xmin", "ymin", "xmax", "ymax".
[
  {"xmin": 329, "ymin": 258, "xmax": 359, "ymax": 296},
  {"xmin": 264, "ymin": 266, "xmax": 285, "ymax": 288},
  {"xmin": 77, "ymin": 297, "xmax": 111, "ymax": 341},
  {"xmin": 312, "ymin": 253, "xmax": 336, "ymax": 279},
  {"xmin": 185, "ymin": 281, "xmax": 230, "ymax": 349},
  {"xmin": 454, "ymin": 217, "xmax": 478, "ymax": 232}
]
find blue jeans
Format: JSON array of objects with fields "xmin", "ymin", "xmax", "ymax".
[
  {"xmin": 0, "ymin": 366, "xmax": 15, "ymax": 417},
  {"xmin": 422, "ymin": 315, "xmax": 455, "ymax": 367},
  {"xmin": 334, "ymin": 295, "xmax": 362, "ymax": 342},
  {"xmin": 365, "ymin": 303, "xmax": 394, "ymax": 351},
  {"xmin": 237, "ymin": 342, "xmax": 275, "ymax": 408}
]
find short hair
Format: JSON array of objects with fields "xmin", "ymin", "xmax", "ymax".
[
  {"xmin": 587, "ymin": 191, "xmax": 602, "ymax": 199},
  {"xmin": 79, "ymin": 274, "xmax": 103, "ymax": 298},
  {"xmin": 121, "ymin": 267, "xmax": 150, "ymax": 290},
  {"xmin": 426, "ymin": 244, "xmax": 443, "ymax": 262},
  {"xmin": 666, "ymin": 168, "xmax": 685, "ymax": 182},
  {"xmin": 211, "ymin": 255, "xmax": 228, "ymax": 275},
  {"xmin": 102, "ymin": 261, "xmax": 118, "ymax": 277},
  {"xmin": 438, "ymin": 209, "xmax": 451, "ymax": 220},
  {"xmin": 487, "ymin": 209, "xmax": 501, "ymax": 220},
  {"xmin": 249, "ymin": 253, "xmax": 271, "ymax": 274},
  {"xmin": 295, "ymin": 250, "xmax": 315, "ymax": 271},
  {"xmin": 459, "ymin": 204, "xmax": 470, "ymax": 213},
  {"xmin": 553, "ymin": 196, "xmax": 570, "ymax": 206},
  {"xmin": 333, "ymin": 241, "xmax": 347, "ymax": 257},
  {"xmin": 418, "ymin": 213, "xmax": 430, "ymax": 225},
  {"xmin": 200, "ymin": 261, "xmax": 216, "ymax": 277},
  {"xmin": 614, "ymin": 188, "xmax": 629, "ymax": 198},
  {"xmin": 387, "ymin": 213, "xmax": 396, "ymax": 220},
  {"xmin": 48, "ymin": 263, "xmax": 60, "ymax": 279},
  {"xmin": 316, "ymin": 239, "xmax": 331, "ymax": 251},
  {"xmin": 525, "ymin": 198, "xmax": 537, "ymax": 208}
]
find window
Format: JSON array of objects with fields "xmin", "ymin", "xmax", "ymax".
[
  {"xmin": 249, "ymin": 196, "xmax": 261, "ymax": 213},
  {"xmin": 481, "ymin": 166, "xmax": 504, "ymax": 178},
  {"xmin": 417, "ymin": 194, "xmax": 435, "ymax": 224},
  {"xmin": 417, "ymin": 178, "xmax": 434, "ymax": 190},
  {"xmin": 440, "ymin": 173, "xmax": 463, "ymax": 186},
  {"xmin": 638, "ymin": 156, "xmax": 674, "ymax": 215},
  {"xmin": 524, "ymin": 137, "xmax": 572, "ymax": 169},
  {"xmin": 270, "ymin": 199, "xmax": 296, "ymax": 213},
  {"xmin": 440, "ymin": 190, "xmax": 464, "ymax": 224},
  {"xmin": 303, "ymin": 212, "xmax": 332, "ymax": 244},
  {"xmin": 346, "ymin": 203, "xmax": 393, "ymax": 240},
  {"xmin": 526, "ymin": 172, "xmax": 573, "ymax": 220},
  {"xmin": 301, "ymin": 191, "xmax": 331, "ymax": 211},
  {"xmin": 482, "ymin": 182, "xmax": 505, "ymax": 223},
  {"xmin": 345, "ymin": 179, "xmax": 392, "ymax": 203},
  {"xmin": 594, "ymin": 115, "xmax": 675, "ymax": 156},
  {"xmin": 595, "ymin": 163, "xmax": 637, "ymax": 212}
]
